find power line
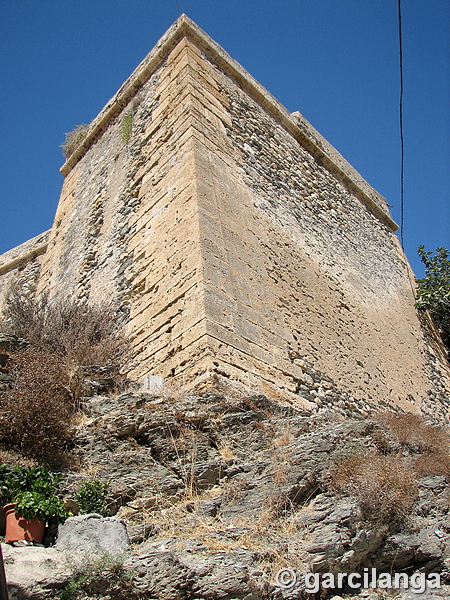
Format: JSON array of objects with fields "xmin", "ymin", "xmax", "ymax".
[{"xmin": 398, "ymin": 0, "xmax": 405, "ymax": 249}]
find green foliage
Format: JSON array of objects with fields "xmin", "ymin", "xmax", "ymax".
[
  {"xmin": 14, "ymin": 491, "xmax": 67, "ymax": 522},
  {"xmin": 75, "ymin": 478, "xmax": 109, "ymax": 516},
  {"xmin": 0, "ymin": 464, "xmax": 67, "ymax": 522},
  {"xmin": 2, "ymin": 464, "xmax": 62, "ymax": 501},
  {"xmin": 57, "ymin": 552, "xmax": 129, "ymax": 600},
  {"xmin": 416, "ymin": 246, "xmax": 450, "ymax": 351},
  {"xmin": 57, "ymin": 576, "xmax": 88, "ymax": 600},
  {"xmin": 120, "ymin": 110, "xmax": 134, "ymax": 145},
  {"xmin": 61, "ymin": 124, "xmax": 89, "ymax": 158}
]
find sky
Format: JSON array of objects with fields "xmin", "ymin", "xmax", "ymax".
[{"xmin": 0, "ymin": 0, "xmax": 449, "ymax": 278}]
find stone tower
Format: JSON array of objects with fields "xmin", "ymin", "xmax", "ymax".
[{"xmin": 1, "ymin": 16, "xmax": 449, "ymax": 416}]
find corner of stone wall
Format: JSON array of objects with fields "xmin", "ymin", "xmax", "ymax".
[{"xmin": 0, "ymin": 231, "xmax": 50, "ymax": 312}]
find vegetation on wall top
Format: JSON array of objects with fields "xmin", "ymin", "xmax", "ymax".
[
  {"xmin": 120, "ymin": 110, "xmax": 134, "ymax": 146},
  {"xmin": 61, "ymin": 123, "xmax": 90, "ymax": 159}
]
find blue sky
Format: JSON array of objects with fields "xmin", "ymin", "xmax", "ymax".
[{"xmin": 1, "ymin": 0, "xmax": 449, "ymax": 278}]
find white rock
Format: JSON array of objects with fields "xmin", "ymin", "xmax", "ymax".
[
  {"xmin": 55, "ymin": 514, "xmax": 129, "ymax": 555},
  {"xmin": 2, "ymin": 543, "xmax": 70, "ymax": 598}
]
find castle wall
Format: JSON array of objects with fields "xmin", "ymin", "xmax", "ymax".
[
  {"xmin": 37, "ymin": 38, "xmax": 212, "ymax": 382},
  {"xmin": 0, "ymin": 231, "xmax": 49, "ymax": 307},
  {"xmin": 170, "ymin": 34, "xmax": 448, "ymax": 414},
  {"xmin": 1, "ymin": 16, "xmax": 448, "ymax": 417}
]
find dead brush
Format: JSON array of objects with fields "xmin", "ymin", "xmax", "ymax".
[
  {"xmin": 0, "ymin": 349, "xmax": 75, "ymax": 462},
  {"xmin": 0, "ymin": 449, "xmax": 38, "ymax": 469},
  {"xmin": 330, "ymin": 450, "xmax": 418, "ymax": 526},
  {"xmin": 0, "ymin": 287, "xmax": 131, "ymax": 377},
  {"xmin": 0, "ymin": 289, "xmax": 132, "ymax": 463},
  {"xmin": 255, "ymin": 493, "xmax": 294, "ymax": 531},
  {"xmin": 377, "ymin": 412, "xmax": 450, "ymax": 479},
  {"xmin": 414, "ymin": 451, "xmax": 450, "ymax": 478},
  {"xmin": 378, "ymin": 412, "xmax": 449, "ymax": 454}
]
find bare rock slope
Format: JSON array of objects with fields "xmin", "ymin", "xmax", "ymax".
[{"xmin": 4, "ymin": 381, "xmax": 450, "ymax": 599}]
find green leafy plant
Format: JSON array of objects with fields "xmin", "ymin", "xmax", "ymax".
[
  {"xmin": 61, "ymin": 124, "xmax": 90, "ymax": 158},
  {"xmin": 75, "ymin": 478, "xmax": 110, "ymax": 516},
  {"xmin": 120, "ymin": 109, "xmax": 134, "ymax": 145},
  {"xmin": 0, "ymin": 464, "xmax": 68, "ymax": 522},
  {"xmin": 416, "ymin": 245, "xmax": 450, "ymax": 351},
  {"xmin": 14, "ymin": 491, "xmax": 67, "ymax": 522},
  {"xmin": 57, "ymin": 575, "xmax": 88, "ymax": 600}
]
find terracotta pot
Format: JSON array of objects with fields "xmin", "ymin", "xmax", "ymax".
[{"xmin": 3, "ymin": 503, "xmax": 45, "ymax": 544}]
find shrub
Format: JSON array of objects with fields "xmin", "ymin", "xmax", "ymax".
[
  {"xmin": 0, "ymin": 288, "xmax": 130, "ymax": 370},
  {"xmin": 0, "ymin": 349, "xmax": 74, "ymax": 461},
  {"xmin": 414, "ymin": 453, "xmax": 450, "ymax": 479},
  {"xmin": 378, "ymin": 412, "xmax": 450, "ymax": 478},
  {"xmin": 0, "ymin": 464, "xmax": 67, "ymax": 522},
  {"xmin": 378, "ymin": 412, "xmax": 449, "ymax": 454},
  {"xmin": 75, "ymin": 479, "xmax": 110, "ymax": 517},
  {"xmin": 58, "ymin": 552, "xmax": 129, "ymax": 600},
  {"xmin": 61, "ymin": 124, "xmax": 89, "ymax": 158},
  {"xmin": 416, "ymin": 245, "xmax": 450, "ymax": 352},
  {"xmin": 0, "ymin": 289, "xmax": 131, "ymax": 461},
  {"xmin": 330, "ymin": 450, "xmax": 418, "ymax": 526}
]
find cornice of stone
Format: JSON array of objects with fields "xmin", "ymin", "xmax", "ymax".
[{"xmin": 0, "ymin": 241, "xmax": 49, "ymax": 276}]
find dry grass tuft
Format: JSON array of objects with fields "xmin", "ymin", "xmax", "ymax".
[
  {"xmin": 273, "ymin": 425, "xmax": 294, "ymax": 448},
  {"xmin": 330, "ymin": 450, "xmax": 418, "ymax": 526},
  {"xmin": 61, "ymin": 123, "xmax": 90, "ymax": 158},
  {"xmin": 378, "ymin": 412, "xmax": 450, "ymax": 479},
  {"xmin": 216, "ymin": 442, "xmax": 235, "ymax": 460}
]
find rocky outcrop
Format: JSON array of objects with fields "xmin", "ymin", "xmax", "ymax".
[
  {"xmin": 2, "ymin": 385, "xmax": 450, "ymax": 599},
  {"xmin": 55, "ymin": 514, "xmax": 129, "ymax": 554},
  {"xmin": 2, "ymin": 545, "xmax": 70, "ymax": 600}
]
